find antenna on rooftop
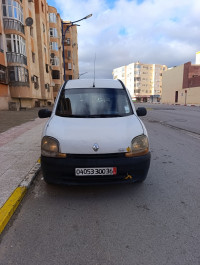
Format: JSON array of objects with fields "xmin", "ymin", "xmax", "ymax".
[{"xmin": 93, "ymin": 53, "xmax": 96, "ymax": 87}]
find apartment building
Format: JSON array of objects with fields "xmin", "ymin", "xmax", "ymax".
[
  {"xmin": 113, "ymin": 62, "xmax": 167, "ymax": 102},
  {"xmin": 162, "ymin": 62, "xmax": 200, "ymax": 105},
  {"xmin": 48, "ymin": 6, "xmax": 63, "ymax": 100},
  {"xmin": 0, "ymin": 0, "xmax": 75, "ymax": 110},
  {"xmin": 0, "ymin": 0, "xmax": 52, "ymax": 109},
  {"xmin": 62, "ymin": 22, "xmax": 79, "ymax": 81},
  {"xmin": 34, "ymin": 0, "xmax": 54, "ymax": 107}
]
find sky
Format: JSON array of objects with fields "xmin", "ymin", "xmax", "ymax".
[{"xmin": 47, "ymin": 0, "xmax": 200, "ymax": 79}]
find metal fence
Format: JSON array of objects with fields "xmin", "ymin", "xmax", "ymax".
[
  {"xmin": 3, "ymin": 18, "xmax": 25, "ymax": 34},
  {"xmin": 6, "ymin": 52, "xmax": 27, "ymax": 65}
]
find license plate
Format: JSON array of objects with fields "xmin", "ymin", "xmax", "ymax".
[{"xmin": 75, "ymin": 167, "xmax": 117, "ymax": 176}]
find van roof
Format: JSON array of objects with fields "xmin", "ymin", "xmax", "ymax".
[{"xmin": 64, "ymin": 79, "xmax": 124, "ymax": 89}]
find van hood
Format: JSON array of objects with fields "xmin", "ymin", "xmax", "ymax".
[{"xmin": 44, "ymin": 115, "xmax": 144, "ymax": 154}]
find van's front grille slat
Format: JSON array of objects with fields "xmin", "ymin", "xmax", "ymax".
[{"xmin": 67, "ymin": 153, "xmax": 125, "ymax": 159}]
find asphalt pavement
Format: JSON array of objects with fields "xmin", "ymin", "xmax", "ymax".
[
  {"xmin": 1, "ymin": 105, "xmax": 200, "ymax": 265},
  {"xmin": 0, "ymin": 108, "xmax": 48, "ymax": 233}
]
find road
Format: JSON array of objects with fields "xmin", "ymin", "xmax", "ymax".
[
  {"xmin": 0, "ymin": 104, "xmax": 200, "ymax": 265},
  {"xmin": 135, "ymin": 103, "xmax": 200, "ymax": 135}
]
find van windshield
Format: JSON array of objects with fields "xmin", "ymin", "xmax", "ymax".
[{"xmin": 56, "ymin": 88, "xmax": 133, "ymax": 118}]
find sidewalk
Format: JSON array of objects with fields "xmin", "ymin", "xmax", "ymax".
[{"xmin": 0, "ymin": 109, "xmax": 48, "ymax": 234}]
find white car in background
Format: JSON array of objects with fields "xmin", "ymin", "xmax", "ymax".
[{"xmin": 38, "ymin": 79, "xmax": 151, "ymax": 185}]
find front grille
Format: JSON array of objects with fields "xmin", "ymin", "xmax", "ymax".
[{"xmin": 67, "ymin": 153, "xmax": 125, "ymax": 159}]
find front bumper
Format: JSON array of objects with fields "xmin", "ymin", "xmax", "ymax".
[{"xmin": 41, "ymin": 152, "xmax": 151, "ymax": 185}]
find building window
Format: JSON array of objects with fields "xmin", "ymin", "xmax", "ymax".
[
  {"xmin": 69, "ymin": 75, "xmax": 72, "ymax": 80},
  {"xmin": 134, "ymin": 71, "xmax": 140, "ymax": 75},
  {"xmin": 6, "ymin": 34, "xmax": 26, "ymax": 55},
  {"xmin": 42, "ymin": 23, "xmax": 45, "ymax": 32},
  {"xmin": 45, "ymin": 83, "xmax": 50, "ymax": 92},
  {"xmin": 0, "ymin": 34, "xmax": 3, "ymax": 52},
  {"xmin": 8, "ymin": 66, "xmax": 29, "ymax": 84},
  {"xmin": 67, "ymin": 50, "xmax": 71, "ymax": 59},
  {"xmin": 50, "ymin": 41, "xmax": 58, "ymax": 51},
  {"xmin": 50, "ymin": 56, "xmax": 59, "ymax": 66},
  {"xmin": 31, "ymin": 75, "xmax": 39, "ymax": 89},
  {"xmin": 32, "ymin": 52, "xmax": 35, "ymax": 63},
  {"xmin": 134, "ymin": 89, "xmax": 141, "ymax": 93},
  {"xmin": 52, "ymin": 70, "xmax": 60, "ymax": 79},
  {"xmin": 46, "ymin": 64, "xmax": 49, "ymax": 73},
  {"xmin": 30, "ymin": 26, "xmax": 33, "ymax": 37},
  {"xmin": 49, "ymin": 13, "xmax": 56, "ymax": 23},
  {"xmin": 2, "ymin": 0, "xmax": 23, "ymax": 23},
  {"xmin": 49, "ymin": 28, "xmax": 58, "ymax": 38},
  {"xmin": 68, "ymin": 63, "xmax": 72, "ymax": 70},
  {"xmin": 64, "ymin": 38, "xmax": 70, "ymax": 46},
  {"xmin": 0, "ymin": 65, "xmax": 7, "ymax": 84},
  {"xmin": 134, "ymin": 77, "xmax": 141, "ymax": 81},
  {"xmin": 135, "ymin": 65, "xmax": 141, "ymax": 69}
]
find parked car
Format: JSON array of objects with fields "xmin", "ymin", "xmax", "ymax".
[{"xmin": 38, "ymin": 79, "xmax": 151, "ymax": 185}]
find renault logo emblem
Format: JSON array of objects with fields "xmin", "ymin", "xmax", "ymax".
[{"xmin": 92, "ymin": 143, "xmax": 99, "ymax": 152}]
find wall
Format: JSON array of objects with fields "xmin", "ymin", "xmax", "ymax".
[
  {"xmin": 162, "ymin": 63, "xmax": 200, "ymax": 105},
  {"xmin": 162, "ymin": 65, "xmax": 184, "ymax": 104}
]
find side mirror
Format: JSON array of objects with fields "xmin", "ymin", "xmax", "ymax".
[
  {"xmin": 38, "ymin": 109, "xmax": 52, "ymax": 118},
  {"xmin": 136, "ymin": 107, "xmax": 147, "ymax": 116}
]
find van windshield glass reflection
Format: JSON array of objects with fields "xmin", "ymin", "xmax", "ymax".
[{"xmin": 56, "ymin": 88, "xmax": 133, "ymax": 118}]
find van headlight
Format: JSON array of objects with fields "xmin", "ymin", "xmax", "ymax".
[
  {"xmin": 41, "ymin": 136, "xmax": 66, "ymax": 158},
  {"xmin": 125, "ymin": 135, "xmax": 149, "ymax": 157}
]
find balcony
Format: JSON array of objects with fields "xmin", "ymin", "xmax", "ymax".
[
  {"xmin": 9, "ymin": 80, "xmax": 29, "ymax": 87},
  {"xmin": 8, "ymin": 66, "xmax": 29, "ymax": 88},
  {"xmin": 6, "ymin": 52, "xmax": 27, "ymax": 66},
  {"xmin": 3, "ymin": 18, "xmax": 25, "ymax": 34}
]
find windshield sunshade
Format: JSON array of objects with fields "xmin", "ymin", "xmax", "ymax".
[{"xmin": 56, "ymin": 88, "xmax": 133, "ymax": 118}]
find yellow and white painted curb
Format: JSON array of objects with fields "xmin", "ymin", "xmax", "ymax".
[{"xmin": 0, "ymin": 158, "xmax": 41, "ymax": 234}]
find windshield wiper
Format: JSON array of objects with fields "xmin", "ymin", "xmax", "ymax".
[
  {"xmin": 56, "ymin": 114, "xmax": 87, "ymax": 118},
  {"xmin": 88, "ymin": 114, "xmax": 124, "ymax": 118}
]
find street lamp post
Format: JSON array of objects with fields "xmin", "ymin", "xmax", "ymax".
[
  {"xmin": 78, "ymin": 72, "xmax": 88, "ymax": 79},
  {"xmin": 62, "ymin": 14, "xmax": 92, "ymax": 82}
]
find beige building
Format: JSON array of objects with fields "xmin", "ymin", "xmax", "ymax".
[
  {"xmin": 162, "ymin": 62, "xmax": 200, "ymax": 105},
  {"xmin": 34, "ymin": 0, "xmax": 54, "ymax": 107},
  {"xmin": 0, "ymin": 0, "xmax": 79, "ymax": 110},
  {"xmin": 48, "ymin": 6, "xmax": 64, "ymax": 100},
  {"xmin": 62, "ymin": 22, "xmax": 79, "ymax": 81},
  {"xmin": 0, "ymin": 0, "xmax": 56, "ymax": 110},
  {"xmin": 113, "ymin": 62, "xmax": 167, "ymax": 102}
]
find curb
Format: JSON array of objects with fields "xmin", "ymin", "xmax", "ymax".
[{"xmin": 0, "ymin": 159, "xmax": 41, "ymax": 234}]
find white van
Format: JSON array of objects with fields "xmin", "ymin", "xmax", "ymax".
[{"xmin": 38, "ymin": 79, "xmax": 151, "ymax": 185}]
